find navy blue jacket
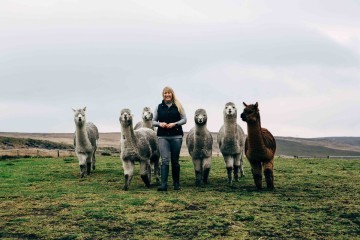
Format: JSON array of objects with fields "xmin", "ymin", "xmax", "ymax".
[{"xmin": 157, "ymin": 101, "xmax": 184, "ymax": 137}]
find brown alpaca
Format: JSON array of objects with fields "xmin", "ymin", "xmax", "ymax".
[{"xmin": 240, "ymin": 102, "xmax": 276, "ymax": 190}]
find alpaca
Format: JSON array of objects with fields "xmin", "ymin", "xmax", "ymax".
[
  {"xmin": 73, "ymin": 107, "xmax": 99, "ymax": 178},
  {"xmin": 240, "ymin": 102, "xmax": 276, "ymax": 190},
  {"xmin": 217, "ymin": 102, "xmax": 246, "ymax": 185},
  {"xmin": 186, "ymin": 109, "xmax": 213, "ymax": 186},
  {"xmin": 119, "ymin": 108, "xmax": 160, "ymax": 190},
  {"xmin": 134, "ymin": 107, "xmax": 155, "ymax": 130}
]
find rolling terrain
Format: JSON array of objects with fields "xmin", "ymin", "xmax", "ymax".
[{"xmin": 1, "ymin": 132, "xmax": 360, "ymax": 157}]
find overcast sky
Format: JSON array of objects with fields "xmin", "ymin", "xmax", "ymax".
[{"xmin": 0, "ymin": 0, "xmax": 359, "ymax": 138}]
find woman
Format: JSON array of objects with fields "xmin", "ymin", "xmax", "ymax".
[{"xmin": 153, "ymin": 86, "xmax": 187, "ymax": 191}]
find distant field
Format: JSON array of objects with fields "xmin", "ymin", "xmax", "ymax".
[
  {"xmin": 1, "ymin": 132, "xmax": 360, "ymax": 157},
  {"xmin": 0, "ymin": 156, "xmax": 359, "ymax": 239}
]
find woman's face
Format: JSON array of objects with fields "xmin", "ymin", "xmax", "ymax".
[{"xmin": 163, "ymin": 90, "xmax": 173, "ymax": 102}]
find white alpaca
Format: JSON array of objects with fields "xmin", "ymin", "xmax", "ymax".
[
  {"xmin": 186, "ymin": 108, "xmax": 213, "ymax": 186},
  {"xmin": 119, "ymin": 108, "xmax": 160, "ymax": 191},
  {"xmin": 217, "ymin": 102, "xmax": 246, "ymax": 184},
  {"xmin": 134, "ymin": 107, "xmax": 155, "ymax": 130},
  {"xmin": 73, "ymin": 107, "xmax": 99, "ymax": 178}
]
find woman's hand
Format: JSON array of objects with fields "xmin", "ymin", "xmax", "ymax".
[
  {"xmin": 166, "ymin": 123, "xmax": 176, "ymax": 128},
  {"xmin": 159, "ymin": 122, "xmax": 176, "ymax": 128},
  {"xmin": 159, "ymin": 122, "xmax": 167, "ymax": 128}
]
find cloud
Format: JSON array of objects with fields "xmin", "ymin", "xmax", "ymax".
[{"xmin": 0, "ymin": 0, "xmax": 359, "ymax": 137}]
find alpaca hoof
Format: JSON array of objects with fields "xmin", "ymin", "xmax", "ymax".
[
  {"xmin": 92, "ymin": 165, "xmax": 96, "ymax": 170},
  {"xmin": 123, "ymin": 186, "xmax": 129, "ymax": 191}
]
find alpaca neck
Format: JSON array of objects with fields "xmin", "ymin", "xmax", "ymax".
[
  {"xmin": 224, "ymin": 117, "xmax": 237, "ymax": 136},
  {"xmin": 143, "ymin": 120, "xmax": 152, "ymax": 129},
  {"xmin": 121, "ymin": 125, "xmax": 137, "ymax": 146},
  {"xmin": 76, "ymin": 124, "xmax": 91, "ymax": 149},
  {"xmin": 195, "ymin": 123, "xmax": 206, "ymax": 136},
  {"xmin": 247, "ymin": 119, "xmax": 265, "ymax": 150}
]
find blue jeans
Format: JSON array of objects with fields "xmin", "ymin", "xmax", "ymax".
[{"xmin": 158, "ymin": 137, "xmax": 183, "ymax": 167}]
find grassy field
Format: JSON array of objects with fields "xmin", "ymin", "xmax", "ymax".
[{"xmin": 0, "ymin": 156, "xmax": 359, "ymax": 240}]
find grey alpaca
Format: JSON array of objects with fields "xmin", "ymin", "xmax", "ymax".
[
  {"xmin": 73, "ymin": 107, "xmax": 99, "ymax": 178},
  {"xmin": 119, "ymin": 108, "xmax": 160, "ymax": 191},
  {"xmin": 186, "ymin": 109, "xmax": 213, "ymax": 186},
  {"xmin": 134, "ymin": 107, "xmax": 155, "ymax": 130},
  {"xmin": 217, "ymin": 102, "xmax": 246, "ymax": 184}
]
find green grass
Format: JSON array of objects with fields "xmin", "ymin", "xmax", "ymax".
[{"xmin": 0, "ymin": 156, "xmax": 359, "ymax": 239}]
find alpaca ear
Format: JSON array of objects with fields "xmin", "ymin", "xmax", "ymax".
[
  {"xmin": 72, "ymin": 108, "xmax": 76, "ymax": 112},
  {"xmin": 83, "ymin": 107, "xmax": 87, "ymax": 111},
  {"xmin": 255, "ymin": 102, "xmax": 258, "ymax": 108},
  {"xmin": 243, "ymin": 102, "xmax": 247, "ymax": 107}
]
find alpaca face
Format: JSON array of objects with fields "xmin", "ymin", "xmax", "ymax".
[
  {"xmin": 142, "ymin": 108, "xmax": 153, "ymax": 121},
  {"xmin": 73, "ymin": 107, "xmax": 86, "ymax": 126},
  {"xmin": 120, "ymin": 109, "xmax": 133, "ymax": 127},
  {"xmin": 241, "ymin": 102, "xmax": 259, "ymax": 123},
  {"xmin": 194, "ymin": 109, "xmax": 207, "ymax": 125},
  {"xmin": 224, "ymin": 102, "xmax": 237, "ymax": 119}
]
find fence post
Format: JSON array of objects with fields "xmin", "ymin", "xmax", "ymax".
[{"xmin": 57, "ymin": 150, "xmax": 60, "ymax": 158}]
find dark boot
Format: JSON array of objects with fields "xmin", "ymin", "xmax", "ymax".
[
  {"xmin": 157, "ymin": 164, "xmax": 169, "ymax": 191},
  {"xmin": 195, "ymin": 170, "xmax": 202, "ymax": 187},
  {"xmin": 203, "ymin": 168, "xmax": 210, "ymax": 185},
  {"xmin": 172, "ymin": 165, "xmax": 180, "ymax": 190}
]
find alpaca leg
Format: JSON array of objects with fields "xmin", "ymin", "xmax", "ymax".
[
  {"xmin": 86, "ymin": 156, "xmax": 91, "ymax": 175},
  {"xmin": 151, "ymin": 155, "xmax": 160, "ymax": 184},
  {"xmin": 263, "ymin": 160, "xmax": 274, "ymax": 190},
  {"xmin": 239, "ymin": 152, "xmax": 245, "ymax": 177},
  {"xmin": 122, "ymin": 160, "xmax": 134, "ymax": 191},
  {"xmin": 224, "ymin": 156, "xmax": 234, "ymax": 184},
  {"xmin": 193, "ymin": 159, "xmax": 202, "ymax": 187},
  {"xmin": 140, "ymin": 161, "xmax": 151, "ymax": 188},
  {"xmin": 77, "ymin": 153, "xmax": 87, "ymax": 178},
  {"xmin": 154, "ymin": 161, "xmax": 160, "ymax": 185},
  {"xmin": 250, "ymin": 161, "xmax": 262, "ymax": 190},
  {"xmin": 92, "ymin": 142, "xmax": 97, "ymax": 170},
  {"xmin": 92, "ymin": 150, "xmax": 96, "ymax": 170},
  {"xmin": 202, "ymin": 157, "xmax": 211, "ymax": 185},
  {"xmin": 233, "ymin": 154, "xmax": 239, "ymax": 181}
]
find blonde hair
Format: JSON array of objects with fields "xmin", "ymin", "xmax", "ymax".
[{"xmin": 162, "ymin": 86, "xmax": 184, "ymax": 115}]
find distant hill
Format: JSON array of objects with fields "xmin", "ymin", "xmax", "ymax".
[
  {"xmin": 1, "ymin": 132, "xmax": 360, "ymax": 157},
  {"xmin": 0, "ymin": 136, "xmax": 73, "ymax": 150}
]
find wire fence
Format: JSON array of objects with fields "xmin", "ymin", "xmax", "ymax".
[
  {"xmin": 0, "ymin": 149, "xmax": 76, "ymax": 158},
  {"xmin": 1, "ymin": 149, "xmax": 359, "ymax": 159},
  {"xmin": 294, "ymin": 155, "xmax": 360, "ymax": 159}
]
